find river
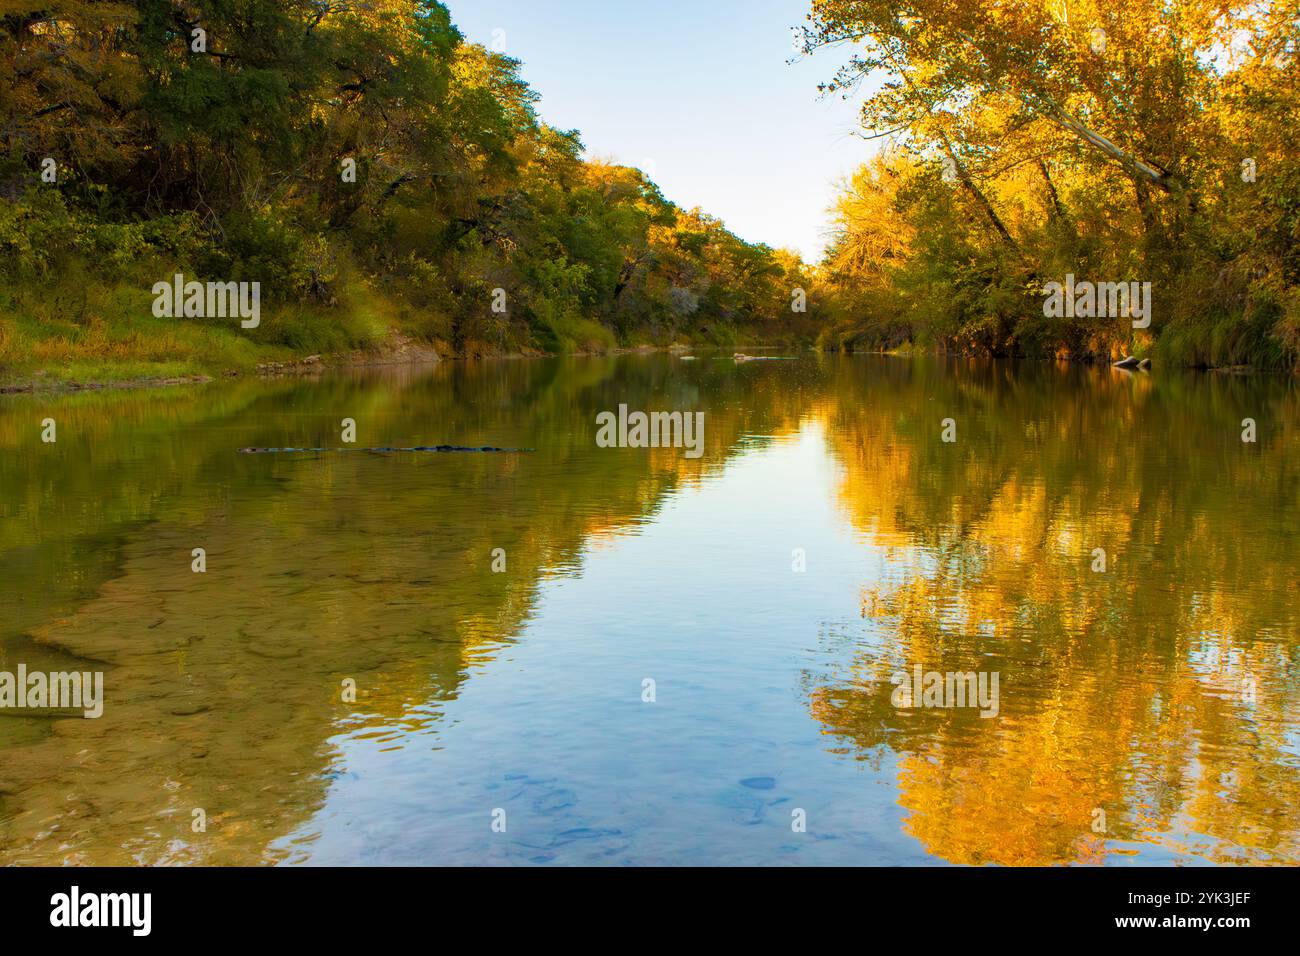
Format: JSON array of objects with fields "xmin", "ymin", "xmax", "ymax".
[{"xmin": 1, "ymin": 354, "xmax": 1297, "ymax": 865}]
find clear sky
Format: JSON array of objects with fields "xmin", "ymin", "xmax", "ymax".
[{"xmin": 443, "ymin": 0, "xmax": 876, "ymax": 262}]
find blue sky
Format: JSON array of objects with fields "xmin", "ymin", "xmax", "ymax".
[{"xmin": 443, "ymin": 0, "xmax": 876, "ymax": 262}]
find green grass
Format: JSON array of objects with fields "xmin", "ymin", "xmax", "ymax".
[
  {"xmin": 532, "ymin": 310, "xmax": 618, "ymax": 354},
  {"xmin": 1154, "ymin": 311, "xmax": 1291, "ymax": 370},
  {"xmin": 0, "ymin": 268, "xmax": 408, "ymax": 387}
]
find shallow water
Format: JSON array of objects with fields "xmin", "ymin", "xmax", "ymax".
[{"xmin": 1, "ymin": 354, "xmax": 1298, "ymax": 865}]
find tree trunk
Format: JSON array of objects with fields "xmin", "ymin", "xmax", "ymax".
[{"xmin": 944, "ymin": 139, "xmax": 1018, "ymax": 252}]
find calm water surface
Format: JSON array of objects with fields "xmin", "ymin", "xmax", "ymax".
[{"xmin": 2, "ymin": 354, "xmax": 1298, "ymax": 865}]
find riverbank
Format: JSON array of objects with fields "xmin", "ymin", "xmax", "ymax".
[
  {"xmin": 4, "ymin": 331, "xmax": 1286, "ymax": 394},
  {"xmin": 0, "ymin": 320, "xmax": 800, "ymax": 393},
  {"xmin": 0, "ymin": 327, "xmax": 428, "ymax": 394}
]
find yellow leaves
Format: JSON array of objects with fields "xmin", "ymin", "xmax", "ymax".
[{"xmin": 828, "ymin": 151, "xmax": 918, "ymax": 282}]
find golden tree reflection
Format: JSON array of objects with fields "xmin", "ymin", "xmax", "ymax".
[{"xmin": 814, "ymin": 357, "xmax": 1300, "ymax": 864}]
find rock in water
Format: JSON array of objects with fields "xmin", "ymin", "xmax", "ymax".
[{"xmin": 1113, "ymin": 356, "xmax": 1141, "ymax": 369}]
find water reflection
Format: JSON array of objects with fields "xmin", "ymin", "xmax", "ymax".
[
  {"xmin": 0, "ymin": 356, "xmax": 808, "ymax": 863},
  {"xmin": 1, "ymin": 355, "xmax": 1297, "ymax": 865},
  {"xmin": 813, "ymin": 358, "xmax": 1300, "ymax": 865}
]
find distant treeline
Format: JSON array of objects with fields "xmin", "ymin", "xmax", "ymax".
[
  {"xmin": 0, "ymin": 1, "xmax": 819, "ymax": 378},
  {"xmin": 808, "ymin": 0, "xmax": 1300, "ymax": 369}
]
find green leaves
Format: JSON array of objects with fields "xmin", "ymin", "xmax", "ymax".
[{"xmin": 2, "ymin": 0, "xmax": 811, "ymax": 359}]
